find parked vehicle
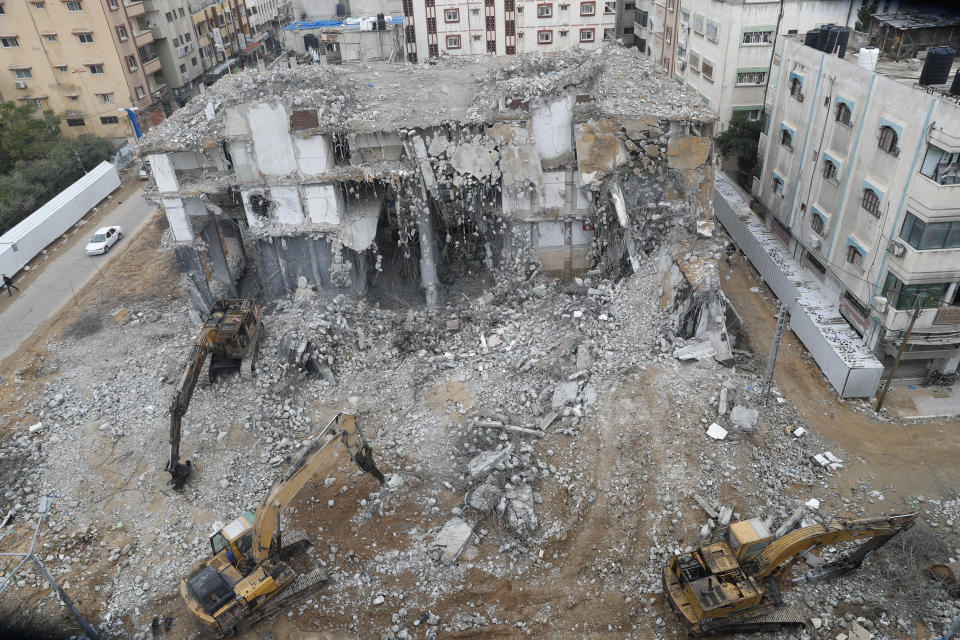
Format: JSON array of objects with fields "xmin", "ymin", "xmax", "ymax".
[{"xmin": 85, "ymin": 226, "xmax": 122, "ymax": 256}]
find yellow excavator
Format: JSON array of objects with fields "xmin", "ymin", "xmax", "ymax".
[
  {"xmin": 168, "ymin": 299, "xmax": 264, "ymax": 488},
  {"xmin": 663, "ymin": 512, "xmax": 917, "ymax": 635},
  {"xmin": 180, "ymin": 412, "xmax": 385, "ymax": 638}
]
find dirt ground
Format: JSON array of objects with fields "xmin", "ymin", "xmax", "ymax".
[{"xmin": 719, "ymin": 254, "xmax": 960, "ymax": 505}]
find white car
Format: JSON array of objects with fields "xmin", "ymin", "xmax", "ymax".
[{"xmin": 85, "ymin": 226, "xmax": 123, "ymax": 256}]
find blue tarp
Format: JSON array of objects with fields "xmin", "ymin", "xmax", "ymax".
[{"xmin": 284, "ymin": 16, "xmax": 403, "ymax": 31}]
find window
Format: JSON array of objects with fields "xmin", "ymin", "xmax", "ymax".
[
  {"xmin": 44, "ymin": 33, "xmax": 57, "ymax": 41},
  {"xmin": 538, "ymin": 3, "xmax": 552, "ymax": 17},
  {"xmin": 835, "ymin": 101, "xmax": 851, "ymax": 125},
  {"xmin": 701, "ymin": 59, "xmax": 713, "ymax": 81},
  {"xmin": 107, "ymin": 0, "xmax": 117, "ymax": 9},
  {"xmin": 665, "ymin": 27, "xmax": 671, "ymax": 44},
  {"xmin": 178, "ymin": 7, "xmax": 184, "ymax": 16},
  {"xmin": 705, "ymin": 21, "xmax": 718, "ymax": 41},
  {"xmin": 65, "ymin": 0, "xmax": 82, "ymax": 10},
  {"xmin": 68, "ymin": 94, "xmax": 79, "ymax": 101},
  {"xmin": 692, "ymin": 13, "xmax": 703, "ymax": 33},
  {"xmin": 100, "ymin": 116, "xmax": 119, "ymax": 125},
  {"xmin": 538, "ymin": 30, "xmax": 552, "ymax": 43},
  {"xmin": 0, "ymin": 3, "xmax": 4, "ymax": 14},
  {"xmin": 1, "ymin": 36, "xmax": 19, "ymax": 48},
  {"xmin": 185, "ymin": 32, "xmax": 191, "ymax": 42},
  {"xmin": 789, "ymin": 77, "xmax": 803, "ymax": 100},
  {"xmin": 165, "ymin": 10, "xmax": 173, "ymax": 21},
  {"xmin": 96, "ymin": 92, "xmax": 113, "ymax": 103},
  {"xmin": 116, "ymin": 25, "xmax": 128, "ymax": 40},
  {"xmin": 32, "ymin": 2, "xmax": 45, "ymax": 9},
  {"xmin": 636, "ymin": 9, "xmax": 646, "ymax": 27},
  {"xmin": 446, "ymin": 34, "xmax": 461, "ymax": 48},
  {"xmin": 13, "ymin": 68, "xmax": 32, "ymax": 79},
  {"xmin": 87, "ymin": 63, "xmax": 104, "ymax": 74},
  {"xmin": 580, "ymin": 1, "xmax": 594, "ymax": 15},
  {"xmin": 55, "ymin": 64, "xmax": 67, "ymax": 72},
  {"xmin": 444, "ymin": 8, "xmax": 458, "ymax": 22},
  {"xmin": 823, "ymin": 159, "xmax": 838, "ymax": 181},
  {"xmin": 882, "ymin": 273, "xmax": 946, "ymax": 310},
  {"xmin": 179, "ymin": 63, "xmax": 186, "ymax": 73},
  {"xmin": 920, "ymin": 143, "xmax": 960, "ymax": 185},
  {"xmin": 846, "ymin": 244, "xmax": 864, "ymax": 268},
  {"xmin": 861, "ymin": 188, "xmax": 880, "ymax": 216},
  {"xmin": 878, "ymin": 125, "xmax": 899, "ymax": 155},
  {"xmin": 811, "ymin": 213, "xmax": 825, "ymax": 235},
  {"xmin": 688, "ymin": 51, "xmax": 700, "ymax": 71},
  {"xmin": 127, "ymin": 56, "xmax": 137, "ymax": 71},
  {"xmin": 735, "ymin": 108, "xmax": 762, "ymax": 121},
  {"xmin": 736, "ymin": 71, "xmax": 767, "ymax": 85},
  {"xmin": 191, "ymin": 56, "xmax": 198, "ymax": 65},
  {"xmin": 66, "ymin": 118, "xmax": 85, "ymax": 127},
  {"xmin": 667, "ymin": 0, "xmax": 674, "ymax": 9},
  {"xmin": 135, "ymin": 85, "xmax": 145, "ymax": 99},
  {"xmin": 780, "ymin": 128, "xmax": 793, "ymax": 149},
  {"xmin": 900, "ymin": 213, "xmax": 960, "ymax": 251},
  {"xmin": 772, "ymin": 175, "xmax": 784, "ymax": 196},
  {"xmin": 742, "ymin": 30, "xmax": 773, "ymax": 44},
  {"xmin": 77, "ymin": 32, "xmax": 94, "ymax": 44},
  {"xmin": 580, "ymin": 28, "xmax": 594, "ymax": 42}
]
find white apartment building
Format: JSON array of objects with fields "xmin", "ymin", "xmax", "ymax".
[
  {"xmin": 403, "ymin": 0, "xmax": 618, "ymax": 61},
  {"xmin": 753, "ymin": 37, "xmax": 960, "ymax": 380},
  {"xmin": 666, "ymin": 0, "xmax": 860, "ymax": 129}
]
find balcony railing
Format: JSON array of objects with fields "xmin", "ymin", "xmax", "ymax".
[
  {"xmin": 934, "ymin": 306, "xmax": 960, "ymax": 325},
  {"xmin": 123, "ymin": 1, "xmax": 146, "ymax": 17},
  {"xmin": 141, "ymin": 57, "xmax": 162, "ymax": 75},
  {"xmin": 133, "ymin": 30, "xmax": 154, "ymax": 48}
]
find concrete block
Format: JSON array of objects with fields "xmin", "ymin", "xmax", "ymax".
[
  {"xmin": 248, "ymin": 103, "xmax": 297, "ymax": 176},
  {"xmin": 432, "ymin": 518, "xmax": 474, "ymax": 563}
]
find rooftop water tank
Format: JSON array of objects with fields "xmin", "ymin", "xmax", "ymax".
[
  {"xmin": 951, "ymin": 68, "xmax": 960, "ymax": 95},
  {"xmin": 336, "ymin": 3, "xmax": 345, "ymax": 17},
  {"xmin": 856, "ymin": 46, "xmax": 879, "ymax": 72},
  {"xmin": 804, "ymin": 29, "xmax": 820, "ymax": 50},
  {"xmin": 836, "ymin": 27, "xmax": 850, "ymax": 58},
  {"xmin": 816, "ymin": 25, "xmax": 832, "ymax": 52},
  {"xmin": 823, "ymin": 25, "xmax": 840, "ymax": 55},
  {"xmin": 920, "ymin": 46, "xmax": 957, "ymax": 86}
]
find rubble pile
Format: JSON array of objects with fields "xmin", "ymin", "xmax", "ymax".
[{"xmin": 1, "ymin": 233, "xmax": 958, "ymax": 639}]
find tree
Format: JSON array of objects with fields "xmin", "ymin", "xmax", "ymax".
[
  {"xmin": 0, "ymin": 101, "xmax": 62, "ymax": 175},
  {"xmin": 716, "ymin": 113, "xmax": 763, "ymax": 189},
  {"xmin": 855, "ymin": 2, "xmax": 878, "ymax": 32}
]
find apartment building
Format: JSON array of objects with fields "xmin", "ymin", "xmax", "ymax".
[
  {"xmin": 148, "ymin": 0, "xmax": 205, "ymax": 106},
  {"xmin": 191, "ymin": 0, "xmax": 254, "ymax": 84},
  {"xmin": 753, "ymin": 37, "xmax": 960, "ymax": 380},
  {"xmin": 245, "ymin": 0, "xmax": 291, "ymax": 47},
  {"xmin": 663, "ymin": 0, "xmax": 858, "ymax": 130},
  {"xmin": 402, "ymin": 0, "xmax": 619, "ymax": 61},
  {"xmin": 0, "ymin": 0, "xmax": 166, "ymax": 140},
  {"xmin": 633, "ymin": 0, "xmax": 677, "ymax": 68}
]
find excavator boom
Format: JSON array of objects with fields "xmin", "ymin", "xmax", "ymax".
[{"xmin": 167, "ymin": 328, "xmax": 216, "ymax": 489}]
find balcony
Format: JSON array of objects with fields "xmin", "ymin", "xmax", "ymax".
[
  {"xmin": 124, "ymin": 1, "xmax": 146, "ymax": 18},
  {"xmin": 151, "ymin": 25, "xmax": 167, "ymax": 39},
  {"xmin": 142, "ymin": 56, "xmax": 162, "ymax": 75},
  {"xmin": 134, "ymin": 29, "xmax": 154, "ymax": 48}
]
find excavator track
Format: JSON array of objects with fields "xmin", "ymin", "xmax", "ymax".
[
  {"xmin": 236, "ymin": 567, "xmax": 328, "ymax": 634},
  {"xmin": 699, "ymin": 605, "xmax": 805, "ymax": 636},
  {"xmin": 278, "ymin": 530, "xmax": 312, "ymax": 561}
]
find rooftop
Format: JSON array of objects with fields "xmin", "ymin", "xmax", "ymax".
[
  {"xmin": 283, "ymin": 16, "xmax": 404, "ymax": 31},
  {"xmin": 137, "ymin": 46, "xmax": 716, "ymax": 153},
  {"xmin": 872, "ymin": 10, "xmax": 960, "ymax": 30},
  {"xmin": 874, "ymin": 54, "xmax": 960, "ymax": 93}
]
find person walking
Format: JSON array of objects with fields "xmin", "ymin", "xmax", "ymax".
[{"xmin": 2, "ymin": 274, "xmax": 19, "ymax": 296}]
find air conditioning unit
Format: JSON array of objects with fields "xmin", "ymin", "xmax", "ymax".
[
  {"xmin": 807, "ymin": 232, "xmax": 821, "ymax": 250},
  {"xmin": 887, "ymin": 240, "xmax": 906, "ymax": 257},
  {"xmin": 873, "ymin": 296, "xmax": 888, "ymax": 313},
  {"xmin": 14, "ymin": 80, "xmax": 27, "ymax": 89}
]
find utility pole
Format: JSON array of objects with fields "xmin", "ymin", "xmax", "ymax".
[
  {"xmin": 761, "ymin": 303, "xmax": 789, "ymax": 405},
  {"xmin": 876, "ymin": 294, "xmax": 926, "ymax": 413}
]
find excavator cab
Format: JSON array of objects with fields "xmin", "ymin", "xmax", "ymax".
[
  {"xmin": 210, "ymin": 510, "xmax": 255, "ymax": 563},
  {"xmin": 727, "ymin": 519, "xmax": 773, "ymax": 563}
]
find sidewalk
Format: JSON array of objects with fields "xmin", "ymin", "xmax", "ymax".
[
  {"xmin": 882, "ymin": 383, "xmax": 960, "ymax": 421},
  {"xmin": 0, "ymin": 183, "xmax": 152, "ymax": 362}
]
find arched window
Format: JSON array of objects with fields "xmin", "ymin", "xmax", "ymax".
[
  {"xmin": 847, "ymin": 245, "xmax": 864, "ymax": 268},
  {"xmin": 835, "ymin": 102, "xmax": 851, "ymax": 125},
  {"xmin": 781, "ymin": 129, "xmax": 793, "ymax": 149},
  {"xmin": 878, "ymin": 126, "xmax": 899, "ymax": 154},
  {"xmin": 811, "ymin": 213, "xmax": 825, "ymax": 235},
  {"xmin": 862, "ymin": 188, "xmax": 880, "ymax": 216},
  {"xmin": 823, "ymin": 159, "xmax": 837, "ymax": 181},
  {"xmin": 772, "ymin": 175, "xmax": 784, "ymax": 196},
  {"xmin": 789, "ymin": 77, "xmax": 803, "ymax": 99}
]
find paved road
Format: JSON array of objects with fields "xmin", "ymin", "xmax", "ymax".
[{"xmin": 0, "ymin": 184, "xmax": 153, "ymax": 361}]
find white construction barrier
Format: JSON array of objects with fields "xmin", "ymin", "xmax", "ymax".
[{"xmin": 0, "ymin": 161, "xmax": 121, "ymax": 276}]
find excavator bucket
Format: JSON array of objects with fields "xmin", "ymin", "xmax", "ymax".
[
  {"xmin": 353, "ymin": 444, "xmax": 385, "ymax": 486},
  {"xmin": 167, "ymin": 460, "xmax": 192, "ymax": 490}
]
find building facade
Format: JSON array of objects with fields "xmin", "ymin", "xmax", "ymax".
[
  {"xmin": 0, "ymin": 0, "xmax": 166, "ymax": 141},
  {"xmin": 402, "ymin": 0, "xmax": 619, "ymax": 61},
  {"xmin": 754, "ymin": 38, "xmax": 960, "ymax": 379},
  {"xmin": 191, "ymin": 0, "xmax": 254, "ymax": 86},
  {"xmin": 148, "ymin": 0, "xmax": 204, "ymax": 106},
  {"xmin": 668, "ymin": 0, "xmax": 857, "ymax": 129}
]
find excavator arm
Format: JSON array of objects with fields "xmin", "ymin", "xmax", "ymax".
[
  {"xmin": 167, "ymin": 327, "xmax": 217, "ymax": 489},
  {"xmin": 749, "ymin": 512, "xmax": 917, "ymax": 581},
  {"xmin": 250, "ymin": 412, "xmax": 385, "ymax": 562}
]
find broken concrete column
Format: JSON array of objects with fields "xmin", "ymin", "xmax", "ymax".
[
  {"xmin": 417, "ymin": 209, "xmax": 439, "ymax": 309},
  {"xmin": 148, "ymin": 153, "xmax": 178, "ymax": 194},
  {"xmin": 161, "ymin": 197, "xmax": 194, "ymax": 242}
]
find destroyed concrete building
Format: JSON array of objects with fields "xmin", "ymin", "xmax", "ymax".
[{"xmin": 138, "ymin": 47, "xmax": 716, "ymax": 313}]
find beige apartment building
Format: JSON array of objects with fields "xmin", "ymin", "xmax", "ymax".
[
  {"xmin": 192, "ymin": 0, "xmax": 254, "ymax": 84},
  {"xmin": 0, "ymin": 0, "xmax": 167, "ymax": 141}
]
